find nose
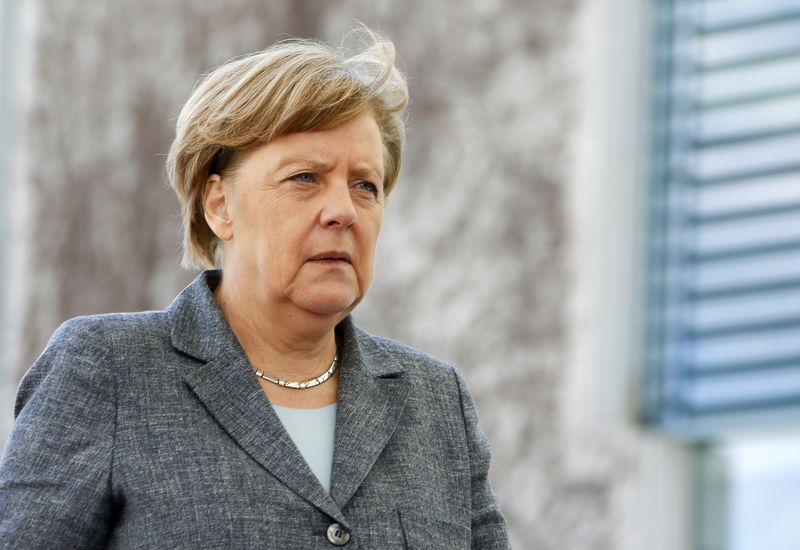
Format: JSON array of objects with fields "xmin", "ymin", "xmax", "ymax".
[{"xmin": 319, "ymin": 181, "xmax": 357, "ymax": 229}]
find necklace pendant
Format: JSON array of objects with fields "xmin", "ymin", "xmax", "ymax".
[{"xmin": 255, "ymin": 354, "xmax": 338, "ymax": 390}]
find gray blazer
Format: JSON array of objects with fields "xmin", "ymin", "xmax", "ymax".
[{"xmin": 0, "ymin": 270, "xmax": 510, "ymax": 549}]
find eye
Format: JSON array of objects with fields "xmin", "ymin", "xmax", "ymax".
[
  {"xmin": 290, "ymin": 172, "xmax": 318, "ymax": 184},
  {"xmin": 354, "ymin": 180, "xmax": 380, "ymax": 197}
]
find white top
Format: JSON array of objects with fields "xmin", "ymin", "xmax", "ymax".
[{"xmin": 271, "ymin": 403, "xmax": 337, "ymax": 493}]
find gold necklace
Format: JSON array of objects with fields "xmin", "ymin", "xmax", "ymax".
[{"xmin": 254, "ymin": 353, "xmax": 338, "ymax": 389}]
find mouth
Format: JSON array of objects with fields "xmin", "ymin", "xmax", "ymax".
[{"xmin": 308, "ymin": 251, "xmax": 352, "ymax": 263}]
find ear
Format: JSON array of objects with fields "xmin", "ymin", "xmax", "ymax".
[{"xmin": 202, "ymin": 174, "xmax": 234, "ymax": 241}]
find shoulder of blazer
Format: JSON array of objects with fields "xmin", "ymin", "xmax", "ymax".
[
  {"xmin": 47, "ymin": 309, "xmax": 171, "ymax": 361},
  {"xmin": 14, "ymin": 310, "xmax": 171, "ymax": 416}
]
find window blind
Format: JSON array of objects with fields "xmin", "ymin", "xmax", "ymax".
[{"xmin": 647, "ymin": 0, "xmax": 800, "ymax": 434}]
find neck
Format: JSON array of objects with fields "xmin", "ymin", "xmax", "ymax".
[{"xmin": 214, "ymin": 273, "xmax": 342, "ymax": 382}]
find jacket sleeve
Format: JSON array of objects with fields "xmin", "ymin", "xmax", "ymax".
[
  {"xmin": 453, "ymin": 368, "xmax": 512, "ymax": 549},
  {"xmin": 0, "ymin": 318, "xmax": 116, "ymax": 549}
]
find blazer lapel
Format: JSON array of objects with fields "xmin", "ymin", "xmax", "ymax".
[
  {"xmin": 168, "ymin": 271, "xmax": 346, "ymax": 524},
  {"xmin": 329, "ymin": 320, "xmax": 410, "ymax": 508}
]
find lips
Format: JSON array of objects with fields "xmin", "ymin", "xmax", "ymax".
[{"xmin": 308, "ymin": 251, "xmax": 352, "ymax": 263}]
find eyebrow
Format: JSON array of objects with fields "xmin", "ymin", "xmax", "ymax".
[
  {"xmin": 276, "ymin": 156, "xmax": 333, "ymax": 173},
  {"xmin": 350, "ymin": 165, "xmax": 384, "ymax": 182}
]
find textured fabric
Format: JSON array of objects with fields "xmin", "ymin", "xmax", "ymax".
[
  {"xmin": 272, "ymin": 403, "xmax": 337, "ymax": 493},
  {"xmin": 0, "ymin": 270, "xmax": 511, "ymax": 549}
]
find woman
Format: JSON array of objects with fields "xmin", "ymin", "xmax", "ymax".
[{"xmin": 0, "ymin": 30, "xmax": 510, "ymax": 549}]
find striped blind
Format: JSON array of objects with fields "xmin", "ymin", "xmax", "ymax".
[{"xmin": 647, "ymin": 0, "xmax": 800, "ymax": 433}]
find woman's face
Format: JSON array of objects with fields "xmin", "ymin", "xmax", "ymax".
[{"xmin": 204, "ymin": 112, "xmax": 385, "ymax": 318}]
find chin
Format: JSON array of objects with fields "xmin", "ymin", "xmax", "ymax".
[{"xmin": 293, "ymin": 289, "xmax": 361, "ymax": 317}]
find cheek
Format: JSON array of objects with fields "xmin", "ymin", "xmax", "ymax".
[
  {"xmin": 360, "ymin": 216, "xmax": 380, "ymax": 248},
  {"xmin": 366, "ymin": 210, "xmax": 383, "ymax": 244},
  {"xmin": 358, "ymin": 222, "xmax": 381, "ymax": 280}
]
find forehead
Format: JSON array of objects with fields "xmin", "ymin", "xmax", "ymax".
[{"xmin": 267, "ymin": 113, "xmax": 384, "ymax": 168}]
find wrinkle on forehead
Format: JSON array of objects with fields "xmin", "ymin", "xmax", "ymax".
[{"xmin": 259, "ymin": 113, "xmax": 385, "ymax": 180}]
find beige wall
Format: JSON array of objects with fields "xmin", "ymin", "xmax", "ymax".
[{"xmin": 0, "ymin": 1, "xmax": 692, "ymax": 547}]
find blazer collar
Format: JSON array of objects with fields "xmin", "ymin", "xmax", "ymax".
[
  {"xmin": 329, "ymin": 319, "xmax": 410, "ymax": 508},
  {"xmin": 167, "ymin": 270, "xmax": 410, "ymax": 516},
  {"xmin": 167, "ymin": 270, "xmax": 239, "ymax": 363}
]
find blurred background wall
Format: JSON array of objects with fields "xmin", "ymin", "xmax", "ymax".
[{"xmin": 0, "ymin": 0, "xmax": 696, "ymax": 548}]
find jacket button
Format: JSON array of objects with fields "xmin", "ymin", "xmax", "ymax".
[{"xmin": 326, "ymin": 523, "xmax": 351, "ymax": 546}]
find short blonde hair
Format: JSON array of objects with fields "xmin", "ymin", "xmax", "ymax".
[{"xmin": 167, "ymin": 30, "xmax": 409, "ymax": 269}]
